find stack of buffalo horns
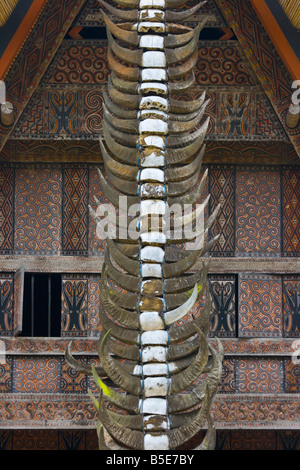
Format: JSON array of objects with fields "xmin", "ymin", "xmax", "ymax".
[{"xmin": 66, "ymin": 0, "xmax": 223, "ymax": 451}]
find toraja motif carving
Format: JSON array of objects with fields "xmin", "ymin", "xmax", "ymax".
[
  {"xmin": 238, "ymin": 274, "xmax": 283, "ymax": 338},
  {"xmin": 215, "ymin": 0, "xmax": 300, "ymax": 157},
  {"xmin": 14, "ymin": 167, "xmax": 62, "ymax": 255},
  {"xmin": 0, "ymin": 0, "xmax": 88, "ymax": 152},
  {"xmin": 61, "ymin": 279, "xmax": 88, "ymax": 336},
  {"xmin": 0, "ymin": 337, "xmax": 297, "ymax": 356},
  {"xmin": 283, "ymin": 276, "xmax": 300, "ymax": 338},
  {"xmin": 0, "ymin": 393, "xmax": 298, "ymax": 430},
  {"xmin": 0, "ymin": 275, "xmax": 13, "ymax": 335},
  {"xmin": 66, "ymin": 1, "xmax": 224, "ymax": 451},
  {"xmin": 12, "ymin": 87, "xmax": 286, "ymax": 142},
  {"xmin": 0, "ymin": 0, "xmax": 299, "ymax": 448},
  {"xmin": 1, "ymin": 163, "xmax": 300, "ymax": 258}
]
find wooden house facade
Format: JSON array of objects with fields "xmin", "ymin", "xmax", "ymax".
[{"xmin": 0, "ymin": 0, "xmax": 299, "ymax": 450}]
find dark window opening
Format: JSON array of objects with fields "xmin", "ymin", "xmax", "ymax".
[
  {"xmin": 200, "ymin": 27, "xmax": 237, "ymax": 41},
  {"xmin": 66, "ymin": 26, "xmax": 107, "ymax": 40},
  {"xmin": 20, "ymin": 273, "xmax": 61, "ymax": 337}
]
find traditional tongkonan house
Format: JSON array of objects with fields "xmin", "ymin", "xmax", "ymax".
[{"xmin": 0, "ymin": 0, "xmax": 299, "ymax": 451}]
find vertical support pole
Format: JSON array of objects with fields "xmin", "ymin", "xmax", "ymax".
[{"xmin": 30, "ymin": 274, "xmax": 34, "ymax": 337}]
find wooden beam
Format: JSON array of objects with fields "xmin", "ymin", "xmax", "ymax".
[
  {"xmin": 0, "ymin": 0, "xmax": 48, "ymax": 80},
  {"xmin": 0, "ymin": 255, "xmax": 299, "ymax": 274},
  {"xmin": 0, "ymin": 393, "xmax": 297, "ymax": 430},
  {"xmin": 250, "ymin": 0, "xmax": 300, "ymax": 81},
  {"xmin": 2, "ymin": 336, "xmax": 296, "ymax": 357}
]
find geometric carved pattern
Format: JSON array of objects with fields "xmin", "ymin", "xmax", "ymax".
[
  {"xmin": 238, "ymin": 274, "xmax": 283, "ymax": 337},
  {"xmin": 0, "ymin": 356, "xmax": 12, "ymax": 392},
  {"xmin": 255, "ymin": 94, "xmax": 285, "ymax": 138},
  {"xmin": 195, "ymin": 43, "xmax": 256, "ymax": 87},
  {"xmin": 219, "ymin": 92, "xmax": 251, "ymax": 137},
  {"xmin": 0, "ymin": 164, "xmax": 298, "ymax": 259},
  {"xmin": 235, "ymin": 169, "xmax": 281, "ymax": 256},
  {"xmin": 46, "ymin": 43, "xmax": 109, "ymax": 85},
  {"xmin": 12, "ymin": 357, "xmax": 60, "ymax": 393},
  {"xmin": 47, "ymin": 90, "xmax": 80, "ymax": 136},
  {"xmin": 0, "ymin": 429, "xmax": 96, "ymax": 450},
  {"xmin": 13, "ymin": 91, "xmax": 44, "ymax": 138},
  {"xmin": 88, "ymin": 167, "xmax": 107, "ymax": 255},
  {"xmin": 283, "ymin": 276, "xmax": 300, "ymax": 338},
  {"xmin": 47, "ymin": 42, "xmax": 256, "ymax": 89},
  {"xmin": 59, "ymin": 430, "xmax": 98, "ymax": 450},
  {"xmin": 83, "ymin": 90, "xmax": 103, "ymax": 135},
  {"xmin": 236, "ymin": 358, "xmax": 284, "ymax": 393},
  {"xmin": 62, "ymin": 167, "xmax": 89, "ymax": 255},
  {"xmin": 218, "ymin": 0, "xmax": 299, "ymax": 157},
  {"xmin": 60, "ymin": 356, "xmax": 88, "ymax": 393},
  {"xmin": 165, "ymin": 91, "xmax": 285, "ymax": 142},
  {"xmin": 209, "ymin": 166, "xmax": 235, "ymax": 256},
  {"xmin": 87, "ymin": 277, "xmax": 102, "ymax": 337},
  {"xmin": 204, "ymin": 141, "xmax": 299, "ymax": 165},
  {"xmin": 283, "ymin": 359, "xmax": 300, "ymax": 393},
  {"xmin": 14, "ymin": 167, "xmax": 62, "ymax": 254},
  {"xmin": 0, "ymin": 166, "xmax": 14, "ymax": 253},
  {"xmin": 218, "ymin": 357, "xmax": 236, "ymax": 393},
  {"xmin": 0, "ymin": 393, "xmax": 298, "ymax": 429},
  {"xmin": 12, "ymin": 39, "xmax": 285, "ymax": 142},
  {"xmin": 61, "ymin": 277, "xmax": 88, "ymax": 337},
  {"xmin": 13, "ymin": 88, "xmax": 104, "ymax": 139},
  {"xmin": 282, "ymin": 168, "xmax": 300, "ymax": 256},
  {"xmin": 0, "ymin": 275, "xmax": 13, "ymax": 335},
  {"xmin": 276, "ymin": 431, "xmax": 300, "ymax": 450},
  {"xmin": 222, "ymin": 0, "xmax": 291, "ymax": 101},
  {"xmin": 209, "ymin": 275, "xmax": 236, "ymax": 337},
  {"xmin": 12, "ymin": 267, "xmax": 24, "ymax": 337}
]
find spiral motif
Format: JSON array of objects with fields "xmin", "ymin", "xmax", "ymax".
[
  {"xmin": 84, "ymin": 91, "xmax": 103, "ymax": 134},
  {"xmin": 15, "ymin": 169, "xmax": 62, "ymax": 253},
  {"xmin": 237, "ymin": 359, "xmax": 283, "ymax": 393},
  {"xmin": 195, "ymin": 46, "xmax": 255, "ymax": 87},
  {"xmin": 87, "ymin": 280, "xmax": 102, "ymax": 334},
  {"xmin": 14, "ymin": 358, "xmax": 59, "ymax": 393},
  {"xmin": 236, "ymin": 171, "xmax": 281, "ymax": 254},
  {"xmin": 239, "ymin": 275, "xmax": 283, "ymax": 336},
  {"xmin": 49, "ymin": 45, "xmax": 109, "ymax": 85}
]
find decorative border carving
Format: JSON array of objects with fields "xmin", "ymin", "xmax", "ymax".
[
  {"xmin": 0, "ymin": 337, "xmax": 296, "ymax": 356},
  {"xmin": 0, "ymin": 393, "xmax": 297, "ymax": 429}
]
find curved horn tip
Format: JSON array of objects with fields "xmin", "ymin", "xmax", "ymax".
[
  {"xmin": 98, "ymin": 424, "xmax": 111, "ymax": 451},
  {"xmin": 88, "ymin": 387, "xmax": 100, "ymax": 412},
  {"xmin": 214, "ymin": 336, "xmax": 224, "ymax": 357}
]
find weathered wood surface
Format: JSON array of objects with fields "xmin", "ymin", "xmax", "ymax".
[{"xmin": 0, "ymin": 255, "xmax": 299, "ymax": 274}]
